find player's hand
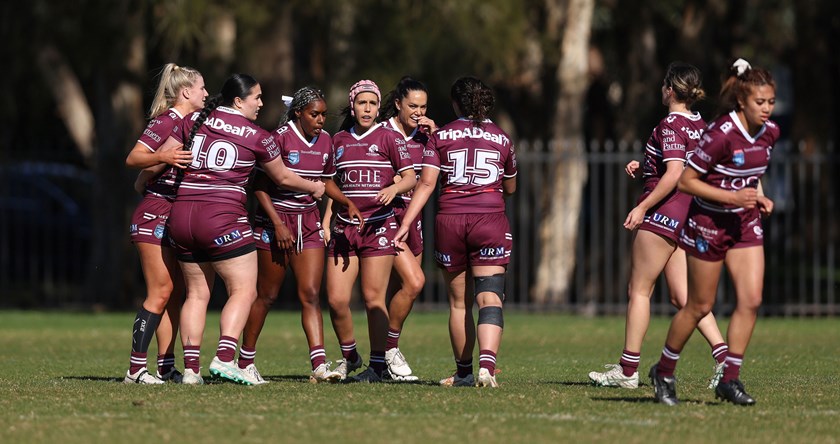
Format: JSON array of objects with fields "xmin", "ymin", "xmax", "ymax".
[
  {"xmin": 732, "ymin": 188, "xmax": 758, "ymax": 209},
  {"xmin": 311, "ymin": 181, "xmax": 325, "ymax": 200},
  {"xmin": 346, "ymin": 202, "xmax": 365, "ymax": 231},
  {"xmin": 377, "ymin": 185, "xmax": 398, "ymax": 206},
  {"xmin": 625, "ymin": 160, "xmax": 640, "ymax": 178},
  {"xmin": 158, "ymin": 143, "xmax": 192, "ymax": 168},
  {"xmin": 273, "ymin": 220, "xmax": 295, "ymax": 251},
  {"xmin": 414, "ymin": 115, "xmax": 438, "ymax": 134},
  {"xmin": 623, "ymin": 206, "xmax": 646, "ymax": 231},
  {"xmin": 757, "ymin": 195, "xmax": 774, "ymax": 217},
  {"xmin": 394, "ymin": 225, "xmax": 409, "ymax": 252}
]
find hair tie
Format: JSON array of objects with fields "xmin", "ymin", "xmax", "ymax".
[
  {"xmin": 281, "ymin": 95, "xmax": 294, "ymax": 107},
  {"xmin": 732, "ymin": 58, "xmax": 751, "ymax": 77}
]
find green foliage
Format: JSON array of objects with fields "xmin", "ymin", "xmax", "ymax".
[{"xmin": 0, "ymin": 311, "xmax": 838, "ymax": 443}]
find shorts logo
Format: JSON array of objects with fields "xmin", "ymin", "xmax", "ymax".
[
  {"xmin": 318, "ymin": 229, "xmax": 324, "ymax": 240},
  {"xmin": 733, "ymin": 149, "xmax": 745, "ymax": 166},
  {"xmin": 129, "ymin": 224, "xmax": 138, "ymax": 234},
  {"xmin": 214, "ymin": 229, "xmax": 243, "ymax": 246},
  {"xmin": 261, "ymin": 229, "xmax": 272, "ymax": 244},
  {"xmin": 480, "ymin": 247, "xmax": 506, "ymax": 258},
  {"xmin": 375, "ymin": 226, "xmax": 387, "ymax": 236},
  {"xmin": 288, "ymin": 151, "xmax": 300, "ymax": 165},
  {"xmin": 153, "ymin": 223, "xmax": 166, "ymax": 239},
  {"xmin": 695, "ymin": 236, "xmax": 709, "ymax": 254},
  {"xmin": 378, "ymin": 236, "xmax": 388, "ymax": 247},
  {"xmin": 336, "ymin": 147, "xmax": 344, "ymax": 160},
  {"xmin": 435, "ymin": 250, "xmax": 452, "ymax": 265},
  {"xmin": 651, "ymin": 213, "xmax": 680, "ymax": 230},
  {"xmin": 753, "ymin": 226, "xmax": 763, "ymax": 237}
]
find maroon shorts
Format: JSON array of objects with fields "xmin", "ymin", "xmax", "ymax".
[
  {"xmin": 393, "ymin": 203, "xmax": 423, "ymax": 256},
  {"xmin": 679, "ymin": 206, "xmax": 764, "ymax": 261},
  {"xmin": 434, "ymin": 212, "xmax": 512, "ymax": 272},
  {"xmin": 130, "ymin": 196, "xmax": 172, "ymax": 246},
  {"xmin": 253, "ymin": 207, "xmax": 325, "ymax": 253},
  {"xmin": 637, "ymin": 189, "xmax": 691, "ymax": 242},
  {"xmin": 328, "ymin": 216, "xmax": 398, "ymax": 259},
  {"xmin": 167, "ymin": 200, "xmax": 255, "ymax": 262}
]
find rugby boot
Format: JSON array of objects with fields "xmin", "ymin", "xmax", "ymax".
[
  {"xmin": 649, "ymin": 364, "xmax": 678, "ymax": 406},
  {"xmin": 715, "ymin": 379, "xmax": 756, "ymax": 406}
]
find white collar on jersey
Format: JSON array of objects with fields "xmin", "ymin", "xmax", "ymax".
[
  {"xmin": 168, "ymin": 108, "xmax": 184, "ymax": 119},
  {"xmin": 388, "ymin": 117, "xmax": 417, "ymax": 141},
  {"xmin": 668, "ymin": 111, "xmax": 702, "ymax": 121},
  {"xmin": 217, "ymin": 106, "xmax": 245, "ymax": 117},
  {"xmin": 289, "ymin": 121, "xmax": 318, "ymax": 147},
  {"xmin": 457, "ymin": 117, "xmax": 493, "ymax": 124},
  {"xmin": 728, "ymin": 110, "xmax": 766, "ymax": 143},
  {"xmin": 350, "ymin": 122, "xmax": 382, "ymax": 140}
]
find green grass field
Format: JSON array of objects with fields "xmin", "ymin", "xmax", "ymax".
[{"xmin": 0, "ymin": 311, "xmax": 838, "ymax": 444}]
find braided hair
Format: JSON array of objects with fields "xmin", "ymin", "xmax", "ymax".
[
  {"xmin": 450, "ymin": 76, "xmax": 494, "ymax": 128},
  {"xmin": 184, "ymin": 73, "xmax": 258, "ymax": 152},
  {"xmin": 280, "ymin": 86, "xmax": 326, "ymax": 126}
]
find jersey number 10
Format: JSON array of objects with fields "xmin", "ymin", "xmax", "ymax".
[{"xmin": 189, "ymin": 134, "xmax": 239, "ymax": 171}]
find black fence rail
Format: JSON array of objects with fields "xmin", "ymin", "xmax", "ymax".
[{"xmin": 2, "ymin": 140, "xmax": 837, "ymax": 315}]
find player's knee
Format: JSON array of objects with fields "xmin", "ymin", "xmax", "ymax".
[
  {"xmin": 404, "ymin": 272, "xmax": 425, "ymax": 296},
  {"xmin": 474, "ymin": 274, "xmax": 505, "ymax": 302},
  {"xmin": 740, "ymin": 293, "xmax": 763, "ymax": 312},
  {"xmin": 477, "ymin": 306, "xmax": 504, "ymax": 329}
]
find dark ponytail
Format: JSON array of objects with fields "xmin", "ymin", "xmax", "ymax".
[
  {"xmin": 379, "ymin": 76, "xmax": 429, "ymax": 122},
  {"xmin": 185, "ymin": 73, "xmax": 259, "ymax": 151}
]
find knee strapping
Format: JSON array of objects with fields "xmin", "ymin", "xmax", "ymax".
[
  {"xmin": 477, "ymin": 306, "xmax": 504, "ymax": 328},
  {"xmin": 474, "ymin": 274, "xmax": 506, "ymax": 302}
]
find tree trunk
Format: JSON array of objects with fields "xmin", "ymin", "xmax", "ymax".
[
  {"xmin": 533, "ymin": 0, "xmax": 594, "ymax": 304},
  {"xmin": 36, "ymin": 45, "xmax": 96, "ymax": 165}
]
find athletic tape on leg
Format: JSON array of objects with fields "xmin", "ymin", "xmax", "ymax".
[
  {"xmin": 474, "ymin": 274, "xmax": 506, "ymax": 302},
  {"xmin": 477, "ymin": 306, "xmax": 504, "ymax": 328}
]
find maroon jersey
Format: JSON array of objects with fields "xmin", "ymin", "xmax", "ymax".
[
  {"xmin": 137, "ymin": 108, "xmax": 184, "ymax": 200},
  {"xmin": 254, "ymin": 122, "xmax": 332, "ymax": 213},
  {"xmin": 423, "ymin": 118, "xmax": 517, "ymax": 214},
  {"xmin": 327, "ymin": 123, "xmax": 414, "ymax": 223},
  {"xmin": 171, "ymin": 106, "xmax": 280, "ymax": 205},
  {"xmin": 381, "ymin": 117, "xmax": 428, "ymax": 205},
  {"xmin": 686, "ymin": 110, "xmax": 780, "ymax": 213},
  {"xmin": 642, "ymin": 111, "xmax": 705, "ymax": 189}
]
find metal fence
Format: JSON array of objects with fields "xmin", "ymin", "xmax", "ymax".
[{"xmin": 2, "ymin": 140, "xmax": 838, "ymax": 315}]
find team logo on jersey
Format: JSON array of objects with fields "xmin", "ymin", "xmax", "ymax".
[
  {"xmin": 368, "ymin": 144, "xmax": 379, "ymax": 155},
  {"xmin": 288, "ymin": 150, "xmax": 300, "ymax": 165},
  {"xmin": 695, "ymin": 236, "xmax": 709, "ymax": 254},
  {"xmin": 733, "ymin": 149, "xmax": 745, "ymax": 166},
  {"xmin": 153, "ymin": 223, "xmax": 166, "ymax": 239},
  {"xmin": 323, "ymin": 153, "xmax": 329, "ymax": 165},
  {"xmin": 378, "ymin": 236, "xmax": 388, "ymax": 247},
  {"xmin": 277, "ymin": 125, "xmax": 290, "ymax": 135},
  {"xmin": 336, "ymin": 147, "xmax": 344, "ymax": 160},
  {"xmin": 720, "ymin": 121, "xmax": 734, "ymax": 134},
  {"xmin": 261, "ymin": 229, "xmax": 272, "ymax": 244}
]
